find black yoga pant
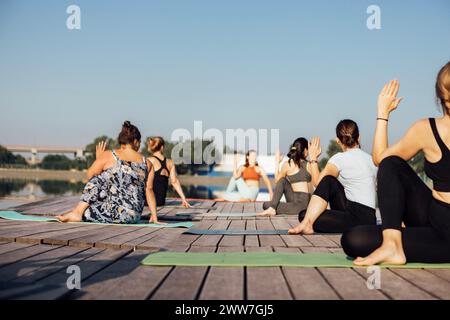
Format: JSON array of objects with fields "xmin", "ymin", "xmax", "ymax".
[
  {"xmin": 263, "ymin": 177, "xmax": 311, "ymax": 215},
  {"xmin": 342, "ymin": 156, "xmax": 450, "ymax": 263},
  {"xmin": 298, "ymin": 175, "xmax": 376, "ymax": 233}
]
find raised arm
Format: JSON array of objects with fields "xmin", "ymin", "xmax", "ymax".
[
  {"xmin": 145, "ymin": 160, "xmax": 159, "ymax": 224},
  {"xmin": 86, "ymin": 150, "xmax": 110, "ymax": 180},
  {"xmin": 168, "ymin": 160, "xmax": 191, "ymax": 208},
  {"xmin": 308, "ymin": 137, "xmax": 322, "ymax": 187},
  {"xmin": 274, "ymin": 149, "xmax": 287, "ymax": 182},
  {"xmin": 372, "ymin": 80, "xmax": 422, "ymax": 166}
]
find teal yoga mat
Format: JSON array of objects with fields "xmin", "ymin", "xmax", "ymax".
[
  {"xmin": 183, "ymin": 229, "xmax": 289, "ymax": 235},
  {"xmin": 141, "ymin": 252, "xmax": 450, "ymax": 269},
  {"xmin": 0, "ymin": 211, "xmax": 193, "ymax": 228}
]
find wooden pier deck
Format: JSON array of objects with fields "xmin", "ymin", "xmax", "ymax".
[{"xmin": 0, "ymin": 196, "xmax": 449, "ymax": 300}]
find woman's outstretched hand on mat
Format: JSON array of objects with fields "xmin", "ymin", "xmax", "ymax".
[
  {"xmin": 149, "ymin": 215, "xmax": 166, "ymax": 225},
  {"xmin": 182, "ymin": 199, "xmax": 191, "ymax": 208},
  {"xmin": 308, "ymin": 137, "xmax": 322, "ymax": 161},
  {"xmin": 96, "ymin": 141, "xmax": 107, "ymax": 159},
  {"xmin": 377, "ymin": 79, "xmax": 403, "ymax": 119}
]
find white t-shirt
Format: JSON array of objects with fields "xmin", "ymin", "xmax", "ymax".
[{"xmin": 328, "ymin": 148, "xmax": 377, "ymax": 209}]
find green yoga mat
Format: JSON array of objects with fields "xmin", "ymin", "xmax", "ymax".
[
  {"xmin": 0, "ymin": 211, "xmax": 193, "ymax": 228},
  {"xmin": 142, "ymin": 252, "xmax": 450, "ymax": 269},
  {"xmin": 183, "ymin": 229, "xmax": 289, "ymax": 235}
]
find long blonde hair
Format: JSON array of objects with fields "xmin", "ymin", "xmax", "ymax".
[{"xmin": 436, "ymin": 61, "xmax": 450, "ymax": 115}]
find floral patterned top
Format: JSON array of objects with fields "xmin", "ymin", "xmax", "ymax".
[{"xmin": 81, "ymin": 150, "xmax": 148, "ymax": 224}]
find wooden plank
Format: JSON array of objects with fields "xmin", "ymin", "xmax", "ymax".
[
  {"xmin": 7, "ymin": 248, "xmax": 103, "ymax": 285},
  {"xmin": 16, "ymin": 225, "xmax": 106, "ymax": 245},
  {"xmin": 68, "ymin": 249, "xmax": 168, "ymax": 300},
  {"xmin": 0, "ymin": 244, "xmax": 61, "ymax": 268},
  {"xmin": 69, "ymin": 225, "xmax": 141, "ymax": 248},
  {"xmin": 150, "ymin": 246, "xmax": 216, "ymax": 300},
  {"xmin": 246, "ymin": 246, "xmax": 292, "ymax": 300},
  {"xmin": 41, "ymin": 225, "xmax": 111, "ymax": 246},
  {"xmin": 271, "ymin": 218, "xmax": 312, "ymax": 247},
  {"xmin": 244, "ymin": 219, "xmax": 259, "ymax": 247},
  {"xmin": 199, "ymin": 246, "xmax": 245, "ymax": 300},
  {"xmin": 0, "ymin": 242, "xmax": 36, "ymax": 255},
  {"xmin": 191, "ymin": 220, "xmax": 230, "ymax": 247},
  {"xmin": 256, "ymin": 219, "xmax": 285, "ymax": 248},
  {"xmin": 23, "ymin": 248, "xmax": 132, "ymax": 299},
  {"xmin": 93, "ymin": 227, "xmax": 160, "ymax": 250},
  {"xmin": 0, "ymin": 223, "xmax": 84, "ymax": 243},
  {"xmin": 390, "ymin": 269, "xmax": 450, "ymax": 299},
  {"xmin": 273, "ymin": 247, "xmax": 339, "ymax": 299},
  {"xmin": 218, "ymin": 220, "xmax": 245, "ymax": 247},
  {"xmin": 353, "ymin": 268, "xmax": 435, "ymax": 300},
  {"xmin": 0, "ymin": 246, "xmax": 88, "ymax": 282}
]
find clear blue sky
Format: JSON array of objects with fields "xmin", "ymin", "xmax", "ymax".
[{"xmin": 1, "ymin": 0, "xmax": 449, "ymax": 154}]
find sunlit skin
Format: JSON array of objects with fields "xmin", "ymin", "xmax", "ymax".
[
  {"xmin": 257, "ymin": 137, "xmax": 321, "ymax": 217},
  {"xmin": 57, "ymin": 140, "xmax": 161, "ymax": 224},
  {"xmin": 147, "ymin": 143, "xmax": 191, "ymax": 209},
  {"xmin": 216, "ymin": 151, "xmax": 273, "ymax": 202},
  {"xmin": 353, "ymin": 79, "xmax": 450, "ymax": 266},
  {"xmin": 287, "ymin": 137, "xmax": 361, "ymax": 235}
]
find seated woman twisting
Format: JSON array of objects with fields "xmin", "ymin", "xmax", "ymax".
[{"xmin": 57, "ymin": 121, "xmax": 159, "ymax": 224}]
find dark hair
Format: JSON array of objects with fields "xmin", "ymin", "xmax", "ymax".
[
  {"xmin": 336, "ymin": 119, "xmax": 360, "ymax": 148},
  {"xmin": 117, "ymin": 121, "xmax": 141, "ymax": 145},
  {"xmin": 436, "ymin": 61, "xmax": 450, "ymax": 115},
  {"xmin": 244, "ymin": 150, "xmax": 258, "ymax": 167},
  {"xmin": 287, "ymin": 137, "xmax": 308, "ymax": 167},
  {"xmin": 149, "ymin": 136, "xmax": 165, "ymax": 153}
]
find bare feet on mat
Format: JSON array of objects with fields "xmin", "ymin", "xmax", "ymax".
[
  {"xmin": 56, "ymin": 210, "xmax": 83, "ymax": 223},
  {"xmin": 288, "ymin": 220, "xmax": 314, "ymax": 235},
  {"xmin": 257, "ymin": 207, "xmax": 276, "ymax": 217},
  {"xmin": 353, "ymin": 241, "xmax": 406, "ymax": 266}
]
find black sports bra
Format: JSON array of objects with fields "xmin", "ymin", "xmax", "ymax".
[
  {"xmin": 286, "ymin": 160, "xmax": 312, "ymax": 184},
  {"xmin": 424, "ymin": 118, "xmax": 450, "ymax": 192}
]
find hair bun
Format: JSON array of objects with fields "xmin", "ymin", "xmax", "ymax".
[{"xmin": 123, "ymin": 121, "xmax": 131, "ymax": 129}]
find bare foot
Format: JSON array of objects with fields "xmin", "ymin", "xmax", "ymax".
[
  {"xmin": 353, "ymin": 241, "xmax": 406, "ymax": 266},
  {"xmin": 288, "ymin": 220, "xmax": 314, "ymax": 235},
  {"xmin": 56, "ymin": 210, "xmax": 83, "ymax": 223},
  {"xmin": 257, "ymin": 207, "xmax": 276, "ymax": 217}
]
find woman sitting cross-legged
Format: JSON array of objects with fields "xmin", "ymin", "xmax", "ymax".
[
  {"xmin": 257, "ymin": 137, "xmax": 321, "ymax": 216},
  {"xmin": 342, "ymin": 62, "xmax": 450, "ymax": 265},
  {"xmin": 288, "ymin": 119, "xmax": 378, "ymax": 235},
  {"xmin": 57, "ymin": 121, "xmax": 160, "ymax": 224},
  {"xmin": 219, "ymin": 150, "xmax": 273, "ymax": 202}
]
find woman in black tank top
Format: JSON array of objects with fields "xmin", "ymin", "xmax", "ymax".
[
  {"xmin": 342, "ymin": 61, "xmax": 450, "ymax": 265},
  {"xmin": 147, "ymin": 137, "xmax": 190, "ymax": 208}
]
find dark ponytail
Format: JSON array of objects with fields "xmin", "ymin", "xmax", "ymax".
[
  {"xmin": 117, "ymin": 121, "xmax": 141, "ymax": 145},
  {"xmin": 287, "ymin": 137, "xmax": 308, "ymax": 167},
  {"xmin": 336, "ymin": 119, "xmax": 360, "ymax": 148}
]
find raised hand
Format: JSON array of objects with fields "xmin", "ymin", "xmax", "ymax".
[
  {"xmin": 308, "ymin": 136, "xmax": 322, "ymax": 161},
  {"xmin": 95, "ymin": 141, "xmax": 107, "ymax": 159},
  {"xmin": 275, "ymin": 149, "xmax": 284, "ymax": 164},
  {"xmin": 377, "ymin": 79, "xmax": 402, "ymax": 118}
]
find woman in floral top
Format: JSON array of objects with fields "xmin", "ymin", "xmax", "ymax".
[{"xmin": 57, "ymin": 121, "xmax": 160, "ymax": 224}]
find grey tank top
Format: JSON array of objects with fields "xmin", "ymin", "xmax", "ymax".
[{"xmin": 286, "ymin": 160, "xmax": 311, "ymax": 184}]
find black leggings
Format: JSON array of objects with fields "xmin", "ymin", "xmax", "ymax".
[
  {"xmin": 299, "ymin": 176, "xmax": 376, "ymax": 233},
  {"xmin": 341, "ymin": 156, "xmax": 450, "ymax": 263},
  {"xmin": 263, "ymin": 178, "xmax": 311, "ymax": 215}
]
